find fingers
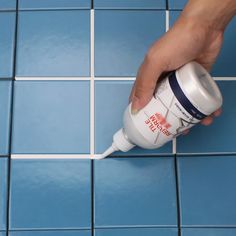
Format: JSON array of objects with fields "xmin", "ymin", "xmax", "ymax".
[
  {"xmin": 129, "ymin": 20, "xmax": 198, "ymax": 114},
  {"xmin": 213, "ymin": 108, "xmax": 222, "ymax": 117},
  {"xmin": 182, "ymin": 129, "xmax": 190, "ymax": 135},
  {"xmin": 130, "ymin": 54, "xmax": 167, "ymax": 114},
  {"xmin": 201, "ymin": 116, "xmax": 214, "ymax": 126},
  {"xmin": 129, "ymin": 80, "xmax": 137, "ymax": 103},
  {"xmin": 129, "ymin": 15, "xmax": 222, "ymax": 115},
  {"xmin": 201, "ymin": 108, "xmax": 222, "ymax": 126}
]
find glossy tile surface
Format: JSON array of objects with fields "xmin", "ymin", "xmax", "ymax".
[
  {"xmin": 169, "ymin": 10, "xmax": 181, "ymax": 27},
  {"xmin": 182, "ymin": 228, "xmax": 236, "ymax": 236},
  {"xmin": 168, "ymin": 0, "xmax": 187, "ymax": 9},
  {"xmin": 10, "ymin": 159, "xmax": 91, "ymax": 230},
  {"xmin": 16, "ymin": 10, "xmax": 90, "ymax": 77},
  {"xmin": 0, "ymin": 12, "xmax": 15, "ymax": 78},
  {"xmin": 19, "ymin": 0, "xmax": 91, "ymax": 9},
  {"xmin": 177, "ymin": 81, "xmax": 236, "ymax": 153},
  {"xmin": 95, "ymin": 81, "xmax": 172, "ymax": 155},
  {"xmin": 95, "ymin": 10, "xmax": 165, "ymax": 76},
  {"xmin": 178, "ymin": 156, "xmax": 236, "ymax": 226},
  {"xmin": 94, "ymin": 0, "xmax": 166, "ymax": 9},
  {"xmin": 0, "ymin": 0, "xmax": 16, "ymax": 10},
  {"xmin": 94, "ymin": 157, "xmax": 177, "ymax": 227},
  {"xmin": 95, "ymin": 228, "xmax": 178, "ymax": 236},
  {"xmin": 9, "ymin": 230, "xmax": 91, "ymax": 236},
  {"xmin": 0, "ymin": 0, "xmax": 235, "ymax": 232},
  {"xmin": 0, "ymin": 81, "xmax": 12, "ymax": 155},
  {"xmin": 12, "ymin": 81, "xmax": 90, "ymax": 154},
  {"xmin": 0, "ymin": 158, "xmax": 8, "ymax": 230}
]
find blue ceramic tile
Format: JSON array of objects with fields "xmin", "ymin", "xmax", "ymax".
[
  {"xmin": 94, "ymin": 0, "xmax": 166, "ymax": 9},
  {"xmin": 182, "ymin": 228, "xmax": 236, "ymax": 236},
  {"xmin": 212, "ymin": 17, "xmax": 236, "ymax": 76},
  {"xmin": 19, "ymin": 0, "xmax": 91, "ymax": 10},
  {"xmin": 0, "ymin": 158, "xmax": 8, "ymax": 230},
  {"xmin": 177, "ymin": 81, "xmax": 236, "ymax": 154},
  {"xmin": 95, "ymin": 10, "xmax": 166, "ymax": 76},
  {"xmin": 10, "ymin": 159, "xmax": 91, "ymax": 230},
  {"xmin": 178, "ymin": 155, "xmax": 236, "ymax": 226},
  {"xmin": 0, "ymin": 232, "xmax": 6, "ymax": 236},
  {"xmin": 94, "ymin": 157, "xmax": 177, "ymax": 227},
  {"xmin": 0, "ymin": 81, "xmax": 12, "ymax": 155},
  {"xmin": 0, "ymin": 12, "xmax": 15, "ymax": 78},
  {"xmin": 12, "ymin": 81, "xmax": 90, "ymax": 154},
  {"xmin": 170, "ymin": 11, "xmax": 236, "ymax": 76},
  {"xmin": 169, "ymin": 10, "xmax": 181, "ymax": 27},
  {"xmin": 95, "ymin": 228, "xmax": 178, "ymax": 236},
  {"xmin": 168, "ymin": 0, "xmax": 187, "ymax": 10},
  {"xmin": 95, "ymin": 81, "xmax": 172, "ymax": 156},
  {"xmin": 10, "ymin": 230, "xmax": 91, "ymax": 236},
  {"xmin": 16, "ymin": 10, "xmax": 90, "ymax": 77},
  {"xmin": 0, "ymin": 0, "xmax": 16, "ymax": 10}
]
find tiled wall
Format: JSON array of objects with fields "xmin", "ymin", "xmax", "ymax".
[{"xmin": 0, "ymin": 1, "xmax": 235, "ymax": 236}]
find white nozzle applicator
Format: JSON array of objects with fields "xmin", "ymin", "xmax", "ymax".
[
  {"xmin": 100, "ymin": 143, "xmax": 118, "ymax": 159},
  {"xmin": 98, "ymin": 129, "xmax": 135, "ymax": 160}
]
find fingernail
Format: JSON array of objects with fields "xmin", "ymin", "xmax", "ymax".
[
  {"xmin": 131, "ymin": 96, "xmax": 140, "ymax": 115},
  {"xmin": 131, "ymin": 108, "xmax": 139, "ymax": 115}
]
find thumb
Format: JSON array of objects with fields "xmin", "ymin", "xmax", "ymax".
[{"xmin": 131, "ymin": 55, "xmax": 167, "ymax": 114}]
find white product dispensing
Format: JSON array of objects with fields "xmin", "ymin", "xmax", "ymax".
[{"xmin": 99, "ymin": 62, "xmax": 223, "ymax": 159}]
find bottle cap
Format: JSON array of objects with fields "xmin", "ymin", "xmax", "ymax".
[{"xmin": 176, "ymin": 62, "xmax": 223, "ymax": 115}]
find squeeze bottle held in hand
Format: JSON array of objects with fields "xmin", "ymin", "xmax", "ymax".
[{"xmin": 100, "ymin": 62, "xmax": 223, "ymax": 159}]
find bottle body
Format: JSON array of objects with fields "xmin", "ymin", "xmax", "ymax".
[
  {"xmin": 123, "ymin": 72, "xmax": 207, "ymax": 149},
  {"xmin": 100, "ymin": 62, "xmax": 223, "ymax": 159}
]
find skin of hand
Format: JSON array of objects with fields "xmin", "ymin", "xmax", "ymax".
[{"xmin": 130, "ymin": 0, "xmax": 236, "ymax": 128}]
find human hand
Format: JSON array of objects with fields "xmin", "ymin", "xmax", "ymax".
[{"xmin": 130, "ymin": 0, "xmax": 236, "ymax": 126}]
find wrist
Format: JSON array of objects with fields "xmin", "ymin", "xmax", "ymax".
[{"xmin": 182, "ymin": 0, "xmax": 236, "ymax": 31}]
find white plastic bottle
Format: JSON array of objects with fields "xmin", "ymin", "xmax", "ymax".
[{"xmin": 100, "ymin": 62, "xmax": 223, "ymax": 159}]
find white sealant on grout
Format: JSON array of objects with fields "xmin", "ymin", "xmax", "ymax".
[
  {"xmin": 166, "ymin": 10, "xmax": 170, "ymax": 32},
  {"xmin": 15, "ymin": 77, "xmax": 91, "ymax": 81},
  {"xmin": 11, "ymin": 154, "xmax": 104, "ymax": 160},
  {"xmin": 94, "ymin": 77, "xmax": 135, "ymax": 81},
  {"xmin": 173, "ymin": 138, "xmax": 177, "ymax": 155},
  {"xmin": 90, "ymin": 9, "xmax": 95, "ymax": 158},
  {"xmin": 11, "ymin": 154, "xmax": 91, "ymax": 159}
]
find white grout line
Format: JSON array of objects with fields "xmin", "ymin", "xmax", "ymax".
[
  {"xmin": 90, "ymin": 9, "xmax": 95, "ymax": 158},
  {"xmin": 11, "ymin": 154, "xmax": 90, "ymax": 159},
  {"xmin": 14, "ymin": 77, "xmax": 236, "ymax": 82},
  {"xmin": 11, "ymin": 154, "xmax": 104, "ymax": 160},
  {"xmin": 94, "ymin": 77, "xmax": 135, "ymax": 81},
  {"xmin": 166, "ymin": 10, "xmax": 169, "ymax": 32},
  {"xmin": 15, "ymin": 77, "xmax": 91, "ymax": 81},
  {"xmin": 173, "ymin": 138, "xmax": 177, "ymax": 155},
  {"xmin": 90, "ymin": 10, "xmax": 95, "ymax": 79},
  {"xmin": 166, "ymin": 10, "xmax": 175, "ymax": 154}
]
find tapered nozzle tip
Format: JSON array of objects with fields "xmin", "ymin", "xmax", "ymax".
[{"xmin": 93, "ymin": 143, "xmax": 118, "ymax": 160}]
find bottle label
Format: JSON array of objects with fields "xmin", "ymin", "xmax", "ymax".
[{"xmin": 131, "ymin": 72, "xmax": 208, "ymax": 147}]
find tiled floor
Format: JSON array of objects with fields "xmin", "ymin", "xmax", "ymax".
[{"xmin": 0, "ymin": 1, "xmax": 236, "ymax": 236}]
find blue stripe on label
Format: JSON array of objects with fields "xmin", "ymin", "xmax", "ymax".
[{"xmin": 169, "ymin": 72, "xmax": 207, "ymax": 120}]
